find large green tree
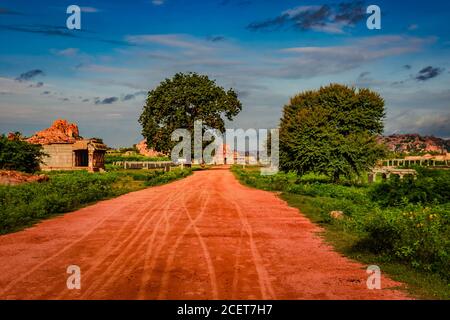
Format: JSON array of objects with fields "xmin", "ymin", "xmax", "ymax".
[
  {"xmin": 280, "ymin": 84, "xmax": 387, "ymax": 181},
  {"xmin": 0, "ymin": 134, "xmax": 46, "ymax": 173},
  {"xmin": 139, "ymin": 72, "xmax": 242, "ymax": 154}
]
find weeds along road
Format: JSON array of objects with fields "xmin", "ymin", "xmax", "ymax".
[{"xmin": 0, "ymin": 167, "xmax": 409, "ymax": 299}]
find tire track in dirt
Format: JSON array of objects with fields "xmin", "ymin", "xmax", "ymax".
[
  {"xmin": 175, "ymin": 176, "xmax": 219, "ymax": 299},
  {"xmin": 80, "ymin": 179, "xmax": 192, "ymax": 299},
  {"xmin": 230, "ymin": 228, "xmax": 245, "ymax": 300},
  {"xmin": 229, "ymin": 198, "xmax": 277, "ymax": 300},
  {"xmin": 137, "ymin": 175, "xmax": 212, "ymax": 299},
  {"xmin": 156, "ymin": 187, "xmax": 216, "ymax": 299},
  {"xmin": 48, "ymin": 190, "xmax": 174, "ymax": 298},
  {"xmin": 0, "ymin": 167, "xmax": 411, "ymax": 300},
  {"xmin": 0, "ymin": 193, "xmax": 154, "ymax": 296},
  {"xmin": 135, "ymin": 180, "xmax": 197, "ymax": 299}
]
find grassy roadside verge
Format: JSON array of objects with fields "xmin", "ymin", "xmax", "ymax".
[
  {"xmin": 0, "ymin": 168, "xmax": 193, "ymax": 235},
  {"xmin": 105, "ymin": 154, "xmax": 170, "ymax": 164},
  {"xmin": 232, "ymin": 166, "xmax": 450, "ymax": 300}
]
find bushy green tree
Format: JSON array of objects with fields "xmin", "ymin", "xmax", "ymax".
[
  {"xmin": 0, "ymin": 134, "xmax": 46, "ymax": 173},
  {"xmin": 139, "ymin": 72, "xmax": 242, "ymax": 154},
  {"xmin": 280, "ymin": 84, "xmax": 386, "ymax": 181}
]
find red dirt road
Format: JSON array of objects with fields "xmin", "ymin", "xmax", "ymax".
[{"xmin": 0, "ymin": 168, "xmax": 409, "ymax": 300}]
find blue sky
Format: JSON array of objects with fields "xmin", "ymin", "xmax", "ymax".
[{"xmin": 1, "ymin": 0, "xmax": 449, "ymax": 147}]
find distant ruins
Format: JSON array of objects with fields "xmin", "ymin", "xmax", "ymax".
[
  {"xmin": 26, "ymin": 119, "xmax": 107, "ymax": 172},
  {"xmin": 136, "ymin": 139, "xmax": 165, "ymax": 157}
]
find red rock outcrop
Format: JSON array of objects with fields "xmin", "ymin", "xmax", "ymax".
[
  {"xmin": 0, "ymin": 170, "xmax": 49, "ymax": 186},
  {"xmin": 27, "ymin": 119, "xmax": 81, "ymax": 145},
  {"xmin": 7, "ymin": 133, "xmax": 19, "ymax": 141},
  {"xmin": 380, "ymin": 134, "xmax": 450, "ymax": 154},
  {"xmin": 136, "ymin": 139, "xmax": 165, "ymax": 157}
]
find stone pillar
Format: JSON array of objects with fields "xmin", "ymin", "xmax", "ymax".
[{"xmin": 88, "ymin": 150, "xmax": 94, "ymax": 172}]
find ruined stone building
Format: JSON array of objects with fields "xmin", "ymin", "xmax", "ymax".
[{"xmin": 26, "ymin": 119, "xmax": 107, "ymax": 172}]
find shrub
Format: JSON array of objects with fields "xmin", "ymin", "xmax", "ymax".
[
  {"xmin": 0, "ymin": 134, "xmax": 46, "ymax": 173},
  {"xmin": 144, "ymin": 169, "xmax": 192, "ymax": 186},
  {"xmin": 358, "ymin": 205, "xmax": 450, "ymax": 280},
  {"xmin": 105, "ymin": 154, "xmax": 170, "ymax": 164},
  {"xmin": 370, "ymin": 168, "xmax": 450, "ymax": 207}
]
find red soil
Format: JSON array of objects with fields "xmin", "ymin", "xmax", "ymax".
[{"xmin": 0, "ymin": 168, "xmax": 410, "ymax": 300}]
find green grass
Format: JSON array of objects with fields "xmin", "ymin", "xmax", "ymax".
[
  {"xmin": 0, "ymin": 168, "xmax": 192, "ymax": 235},
  {"xmin": 232, "ymin": 165, "xmax": 450, "ymax": 300},
  {"xmin": 105, "ymin": 154, "xmax": 170, "ymax": 164}
]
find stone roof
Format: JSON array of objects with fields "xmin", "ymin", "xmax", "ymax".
[{"xmin": 73, "ymin": 139, "xmax": 107, "ymax": 151}]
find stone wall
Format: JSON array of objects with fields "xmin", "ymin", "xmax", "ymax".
[{"xmin": 41, "ymin": 144, "xmax": 74, "ymax": 169}]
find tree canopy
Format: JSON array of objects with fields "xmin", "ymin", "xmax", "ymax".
[
  {"xmin": 139, "ymin": 72, "xmax": 242, "ymax": 154},
  {"xmin": 279, "ymin": 84, "xmax": 387, "ymax": 181},
  {"xmin": 0, "ymin": 134, "xmax": 45, "ymax": 173}
]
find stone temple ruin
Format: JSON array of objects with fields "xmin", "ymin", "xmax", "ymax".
[{"xmin": 27, "ymin": 119, "xmax": 107, "ymax": 172}]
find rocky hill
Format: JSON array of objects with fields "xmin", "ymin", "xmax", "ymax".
[
  {"xmin": 26, "ymin": 119, "xmax": 82, "ymax": 145},
  {"xmin": 380, "ymin": 134, "xmax": 450, "ymax": 154}
]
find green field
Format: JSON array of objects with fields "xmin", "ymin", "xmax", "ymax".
[
  {"xmin": 232, "ymin": 166, "xmax": 450, "ymax": 299},
  {"xmin": 105, "ymin": 154, "xmax": 170, "ymax": 164}
]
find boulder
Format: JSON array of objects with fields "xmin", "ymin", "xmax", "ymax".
[
  {"xmin": 329, "ymin": 211, "xmax": 344, "ymax": 220},
  {"xmin": 26, "ymin": 119, "xmax": 81, "ymax": 145},
  {"xmin": 0, "ymin": 170, "xmax": 49, "ymax": 186}
]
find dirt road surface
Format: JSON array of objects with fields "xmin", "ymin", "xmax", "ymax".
[{"xmin": 0, "ymin": 168, "xmax": 409, "ymax": 299}]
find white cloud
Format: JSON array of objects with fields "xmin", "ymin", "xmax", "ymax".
[
  {"xmin": 51, "ymin": 48, "xmax": 79, "ymax": 57},
  {"xmin": 80, "ymin": 7, "xmax": 100, "ymax": 13},
  {"xmin": 151, "ymin": 0, "xmax": 165, "ymax": 6},
  {"xmin": 386, "ymin": 110, "xmax": 450, "ymax": 138},
  {"xmin": 408, "ymin": 24, "xmax": 419, "ymax": 31},
  {"xmin": 0, "ymin": 77, "xmax": 37, "ymax": 95},
  {"xmin": 274, "ymin": 35, "xmax": 437, "ymax": 79},
  {"xmin": 309, "ymin": 22, "xmax": 348, "ymax": 35},
  {"xmin": 76, "ymin": 63, "xmax": 136, "ymax": 74},
  {"xmin": 125, "ymin": 34, "xmax": 209, "ymax": 51},
  {"xmin": 282, "ymin": 5, "xmax": 321, "ymax": 17}
]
